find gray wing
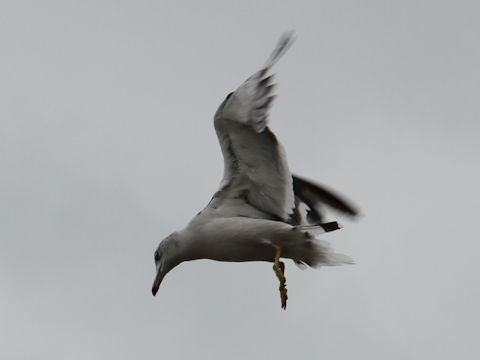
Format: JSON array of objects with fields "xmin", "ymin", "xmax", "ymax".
[{"xmin": 208, "ymin": 33, "xmax": 296, "ymax": 221}]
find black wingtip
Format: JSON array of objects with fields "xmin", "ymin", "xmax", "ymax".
[
  {"xmin": 321, "ymin": 221, "xmax": 342, "ymax": 232},
  {"xmin": 292, "ymin": 175, "xmax": 360, "ymax": 218}
]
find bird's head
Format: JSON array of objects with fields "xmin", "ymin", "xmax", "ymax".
[{"xmin": 151, "ymin": 232, "xmax": 182, "ymax": 296}]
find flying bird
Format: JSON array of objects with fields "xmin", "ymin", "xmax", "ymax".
[{"xmin": 152, "ymin": 32, "xmax": 359, "ymax": 309}]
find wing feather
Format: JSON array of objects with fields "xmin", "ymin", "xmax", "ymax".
[{"xmin": 210, "ymin": 33, "xmax": 296, "ymax": 220}]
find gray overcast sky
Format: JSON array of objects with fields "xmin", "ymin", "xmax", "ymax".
[{"xmin": 1, "ymin": 1, "xmax": 479, "ymax": 359}]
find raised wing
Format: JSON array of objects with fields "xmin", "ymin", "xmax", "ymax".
[
  {"xmin": 290, "ymin": 175, "xmax": 360, "ymax": 225},
  {"xmin": 209, "ymin": 33, "xmax": 296, "ymax": 221}
]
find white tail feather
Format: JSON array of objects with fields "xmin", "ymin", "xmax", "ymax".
[{"xmin": 309, "ymin": 239, "xmax": 354, "ymax": 268}]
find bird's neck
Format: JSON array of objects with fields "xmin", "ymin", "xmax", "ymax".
[{"xmin": 174, "ymin": 227, "xmax": 206, "ymax": 262}]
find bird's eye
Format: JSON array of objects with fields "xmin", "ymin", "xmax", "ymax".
[{"xmin": 154, "ymin": 252, "xmax": 160, "ymax": 262}]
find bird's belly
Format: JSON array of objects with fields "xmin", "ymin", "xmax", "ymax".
[
  {"xmin": 187, "ymin": 216, "xmax": 293, "ymax": 263},
  {"xmin": 202, "ymin": 240, "xmax": 275, "ymax": 263}
]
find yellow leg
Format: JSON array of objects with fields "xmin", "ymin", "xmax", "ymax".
[{"xmin": 272, "ymin": 244, "xmax": 288, "ymax": 309}]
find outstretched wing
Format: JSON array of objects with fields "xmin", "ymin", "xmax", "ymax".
[{"xmin": 208, "ymin": 33, "xmax": 296, "ymax": 221}]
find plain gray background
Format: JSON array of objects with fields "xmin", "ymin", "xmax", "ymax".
[{"xmin": 2, "ymin": 1, "xmax": 479, "ymax": 359}]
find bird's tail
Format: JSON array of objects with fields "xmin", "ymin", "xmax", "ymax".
[
  {"xmin": 281, "ymin": 221, "xmax": 354, "ymax": 269},
  {"xmin": 302, "ymin": 239, "xmax": 354, "ymax": 268}
]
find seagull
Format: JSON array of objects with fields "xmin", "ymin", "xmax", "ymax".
[{"xmin": 152, "ymin": 32, "xmax": 359, "ymax": 309}]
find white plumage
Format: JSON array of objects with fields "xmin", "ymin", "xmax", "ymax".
[{"xmin": 151, "ymin": 33, "xmax": 359, "ymax": 309}]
